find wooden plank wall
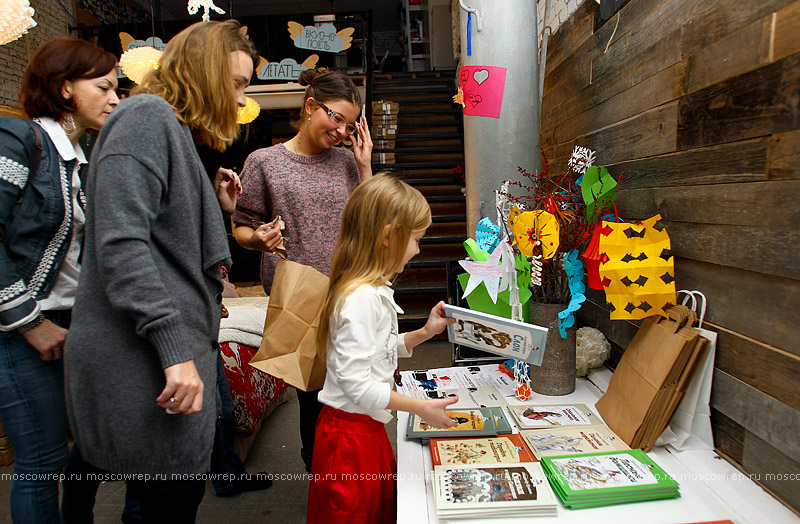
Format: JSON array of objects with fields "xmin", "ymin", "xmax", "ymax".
[{"xmin": 541, "ymin": 0, "xmax": 800, "ymax": 512}]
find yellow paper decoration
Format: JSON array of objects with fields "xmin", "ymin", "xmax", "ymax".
[
  {"xmin": 507, "ymin": 206, "xmax": 560, "ymax": 259},
  {"xmin": 119, "ymin": 46, "xmax": 162, "ymax": 84},
  {"xmin": 237, "ymin": 96, "xmax": 260, "ymax": 124},
  {"xmin": 1, "ymin": 0, "xmax": 36, "ymax": 46},
  {"xmin": 597, "ymin": 214, "xmax": 676, "ymax": 320}
]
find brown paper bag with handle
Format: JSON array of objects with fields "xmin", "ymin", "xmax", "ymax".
[
  {"xmin": 595, "ymin": 305, "xmax": 701, "ymax": 450},
  {"xmin": 249, "ymin": 259, "xmax": 330, "ymax": 392}
]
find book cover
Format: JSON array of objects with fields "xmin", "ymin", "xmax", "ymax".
[
  {"xmin": 541, "ymin": 449, "xmax": 679, "ymax": 497},
  {"xmin": 444, "ymin": 304, "xmax": 548, "ymax": 366},
  {"xmin": 522, "ymin": 425, "xmax": 630, "ymax": 460},
  {"xmin": 430, "ymin": 434, "xmax": 536, "ymax": 466},
  {"xmin": 432, "ymin": 462, "xmax": 557, "ymax": 515},
  {"xmin": 508, "ymin": 403, "xmax": 603, "ymax": 429},
  {"xmin": 406, "ymin": 407, "xmax": 511, "ymax": 439}
]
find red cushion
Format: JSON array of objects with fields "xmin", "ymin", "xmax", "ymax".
[{"xmin": 220, "ymin": 342, "xmax": 287, "ymax": 436}]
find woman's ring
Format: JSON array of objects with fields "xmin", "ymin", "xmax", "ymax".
[{"xmin": 169, "ymin": 397, "xmax": 181, "ymax": 404}]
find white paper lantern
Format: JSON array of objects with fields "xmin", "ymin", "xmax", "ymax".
[
  {"xmin": 119, "ymin": 46, "xmax": 162, "ymax": 84},
  {"xmin": 0, "ymin": 0, "xmax": 36, "ymax": 46},
  {"xmin": 237, "ymin": 96, "xmax": 260, "ymax": 124}
]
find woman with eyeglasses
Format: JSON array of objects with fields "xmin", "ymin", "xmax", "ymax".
[{"xmin": 232, "ymin": 67, "xmax": 372, "ymax": 472}]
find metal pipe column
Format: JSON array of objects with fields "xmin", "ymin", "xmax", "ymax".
[{"xmin": 459, "ymin": 1, "xmax": 541, "ymax": 235}]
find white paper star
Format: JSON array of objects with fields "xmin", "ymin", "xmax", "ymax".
[{"xmin": 459, "ymin": 244, "xmax": 504, "ymax": 303}]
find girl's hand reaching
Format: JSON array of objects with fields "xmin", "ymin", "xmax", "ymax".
[
  {"xmin": 416, "ymin": 396, "xmax": 459, "ymax": 429},
  {"xmin": 423, "ymin": 301, "xmax": 456, "ymax": 338}
]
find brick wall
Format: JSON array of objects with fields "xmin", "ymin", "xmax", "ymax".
[
  {"xmin": 373, "ymin": 29, "xmax": 404, "ymax": 57},
  {"xmin": 0, "ymin": 0, "xmax": 74, "ymax": 108},
  {"xmin": 538, "ymin": 0, "xmax": 585, "ymax": 42}
]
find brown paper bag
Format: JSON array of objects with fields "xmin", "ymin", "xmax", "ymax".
[
  {"xmin": 249, "ymin": 259, "xmax": 329, "ymax": 392},
  {"xmin": 595, "ymin": 305, "xmax": 701, "ymax": 450}
]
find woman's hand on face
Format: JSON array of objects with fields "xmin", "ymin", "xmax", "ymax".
[
  {"xmin": 351, "ymin": 116, "xmax": 373, "ymax": 169},
  {"xmin": 22, "ymin": 320, "xmax": 68, "ymax": 361},
  {"xmin": 214, "ymin": 167, "xmax": 242, "ymax": 213},
  {"xmin": 157, "ymin": 360, "xmax": 204, "ymax": 415}
]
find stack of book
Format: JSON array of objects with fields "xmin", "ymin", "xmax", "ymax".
[
  {"xmin": 540, "ymin": 449, "xmax": 680, "ymax": 509},
  {"xmin": 406, "ymin": 407, "xmax": 512, "ymax": 440},
  {"xmin": 432, "ymin": 462, "xmax": 558, "ymax": 518}
]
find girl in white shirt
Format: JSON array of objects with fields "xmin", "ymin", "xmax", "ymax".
[{"xmin": 308, "ymin": 173, "xmax": 458, "ymax": 524}]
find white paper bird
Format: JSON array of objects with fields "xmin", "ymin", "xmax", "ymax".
[{"xmin": 187, "ymin": 0, "xmax": 225, "ymax": 22}]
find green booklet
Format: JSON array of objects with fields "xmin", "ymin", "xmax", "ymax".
[
  {"xmin": 406, "ymin": 407, "xmax": 512, "ymax": 440},
  {"xmin": 541, "ymin": 449, "xmax": 680, "ymax": 509}
]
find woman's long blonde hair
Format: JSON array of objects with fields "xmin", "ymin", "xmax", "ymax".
[
  {"xmin": 133, "ymin": 20, "xmax": 258, "ymax": 151},
  {"xmin": 317, "ymin": 174, "xmax": 431, "ymax": 350}
]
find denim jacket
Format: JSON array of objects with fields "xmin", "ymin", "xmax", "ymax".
[{"xmin": 0, "ymin": 117, "xmax": 79, "ymax": 330}]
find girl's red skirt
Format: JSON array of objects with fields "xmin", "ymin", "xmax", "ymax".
[{"xmin": 307, "ymin": 405, "xmax": 397, "ymax": 524}]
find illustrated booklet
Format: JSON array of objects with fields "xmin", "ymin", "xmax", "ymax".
[
  {"xmin": 507, "ymin": 403, "xmax": 603, "ymax": 430},
  {"xmin": 540, "ymin": 449, "xmax": 680, "ymax": 509},
  {"xmin": 407, "ymin": 385, "xmax": 507, "ymax": 409},
  {"xmin": 522, "ymin": 424, "xmax": 630, "ymax": 460},
  {"xmin": 406, "ymin": 407, "xmax": 512, "ymax": 440},
  {"xmin": 432, "ymin": 462, "xmax": 558, "ymax": 518},
  {"xmin": 430, "ymin": 433, "xmax": 536, "ymax": 466},
  {"xmin": 444, "ymin": 304, "xmax": 549, "ymax": 366}
]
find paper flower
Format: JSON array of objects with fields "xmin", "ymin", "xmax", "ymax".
[
  {"xmin": 237, "ymin": 96, "xmax": 260, "ymax": 124},
  {"xmin": 119, "ymin": 46, "xmax": 162, "ymax": 84},
  {"xmin": 1, "ymin": 0, "xmax": 36, "ymax": 46},
  {"xmin": 507, "ymin": 206, "xmax": 560, "ymax": 259}
]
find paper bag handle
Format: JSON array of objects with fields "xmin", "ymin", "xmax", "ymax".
[
  {"xmin": 661, "ymin": 304, "xmax": 697, "ymax": 332},
  {"xmin": 677, "ymin": 289, "xmax": 708, "ymax": 328}
]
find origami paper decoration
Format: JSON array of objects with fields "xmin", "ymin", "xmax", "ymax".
[
  {"xmin": 567, "ymin": 145, "xmax": 596, "ymax": 175},
  {"xmin": 459, "ymin": 242, "xmax": 504, "ymax": 303},
  {"xmin": 476, "ymin": 217, "xmax": 500, "ymax": 253},
  {"xmin": 581, "ymin": 224, "xmax": 605, "ymax": 290},
  {"xmin": 558, "ymin": 250, "xmax": 587, "ymax": 338},
  {"xmin": 598, "ymin": 214, "xmax": 676, "ymax": 320},
  {"xmin": 119, "ymin": 33, "xmax": 167, "ymax": 51},
  {"xmin": 119, "ymin": 46, "xmax": 162, "ymax": 84},
  {"xmin": 187, "ymin": 0, "xmax": 224, "ymax": 21},
  {"xmin": 288, "ymin": 22, "xmax": 353, "ymax": 53},
  {"xmin": 453, "ymin": 87, "xmax": 465, "ymax": 109},
  {"xmin": 237, "ymin": 96, "xmax": 260, "ymax": 124},
  {"xmin": 1, "ymin": 0, "xmax": 35, "ymax": 46},
  {"xmin": 507, "ymin": 206, "xmax": 560, "ymax": 259},
  {"xmin": 582, "ymin": 166, "xmax": 618, "ymax": 225}
]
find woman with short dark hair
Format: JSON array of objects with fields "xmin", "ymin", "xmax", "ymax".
[{"xmin": 0, "ymin": 36, "xmax": 118, "ymax": 524}]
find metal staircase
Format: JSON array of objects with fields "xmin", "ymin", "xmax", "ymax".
[{"xmin": 371, "ymin": 71, "xmax": 466, "ymax": 334}]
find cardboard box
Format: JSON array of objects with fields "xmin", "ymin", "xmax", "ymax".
[
  {"xmin": 371, "ymin": 100, "xmax": 400, "ymax": 115},
  {"xmin": 372, "ymin": 152, "xmax": 396, "ymax": 164},
  {"xmin": 371, "ymin": 113, "xmax": 398, "ymax": 126},
  {"xmin": 371, "ymin": 124, "xmax": 397, "ymax": 140},
  {"xmin": 374, "ymin": 139, "xmax": 396, "ymax": 150}
]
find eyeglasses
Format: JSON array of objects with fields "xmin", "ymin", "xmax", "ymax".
[{"xmin": 317, "ymin": 101, "xmax": 358, "ymax": 135}]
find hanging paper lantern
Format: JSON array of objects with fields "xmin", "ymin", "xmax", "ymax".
[
  {"xmin": 237, "ymin": 96, "xmax": 260, "ymax": 124},
  {"xmin": 119, "ymin": 46, "xmax": 162, "ymax": 84},
  {"xmin": 1, "ymin": 0, "xmax": 36, "ymax": 46}
]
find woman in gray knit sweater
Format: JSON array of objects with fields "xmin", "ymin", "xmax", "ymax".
[{"xmin": 61, "ymin": 21, "xmax": 257, "ymax": 523}]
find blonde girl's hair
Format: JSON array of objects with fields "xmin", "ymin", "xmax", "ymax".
[
  {"xmin": 133, "ymin": 20, "xmax": 258, "ymax": 151},
  {"xmin": 316, "ymin": 173, "xmax": 431, "ymax": 350},
  {"xmin": 294, "ymin": 67, "xmax": 362, "ymax": 130}
]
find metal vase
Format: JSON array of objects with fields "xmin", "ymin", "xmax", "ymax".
[{"xmin": 529, "ymin": 303, "xmax": 576, "ymax": 395}]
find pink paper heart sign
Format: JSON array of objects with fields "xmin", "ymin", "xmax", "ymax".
[{"xmin": 458, "ymin": 65, "xmax": 507, "ymax": 118}]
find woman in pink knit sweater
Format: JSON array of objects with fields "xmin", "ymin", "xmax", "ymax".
[{"xmin": 232, "ymin": 68, "xmax": 373, "ymax": 471}]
